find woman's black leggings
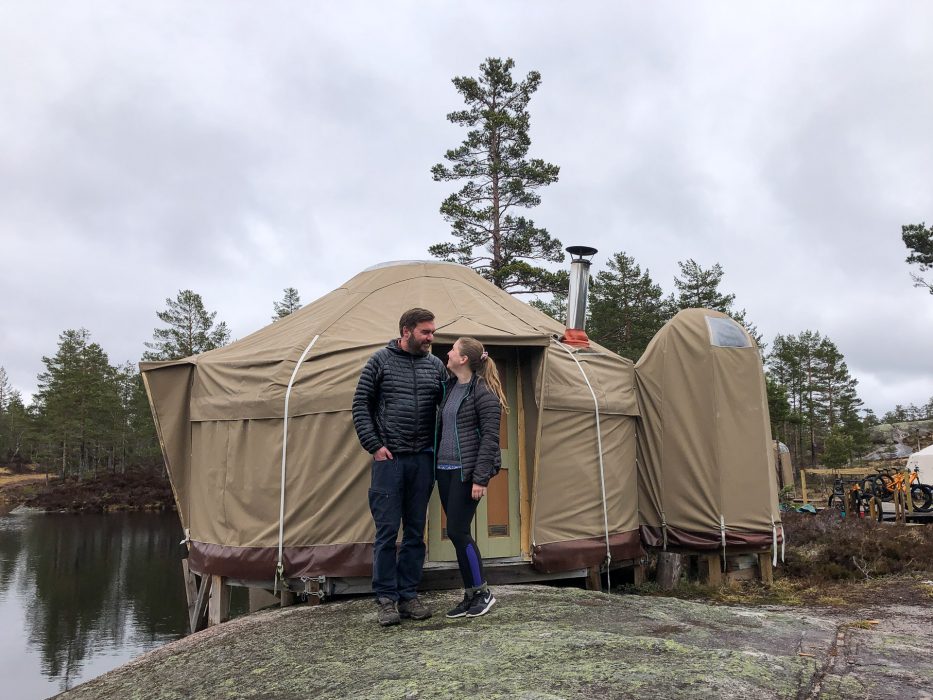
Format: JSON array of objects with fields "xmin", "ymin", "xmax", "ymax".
[{"xmin": 436, "ymin": 470, "xmax": 485, "ymax": 589}]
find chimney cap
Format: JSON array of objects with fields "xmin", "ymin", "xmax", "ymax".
[{"xmin": 566, "ymin": 245, "xmax": 598, "ymax": 259}]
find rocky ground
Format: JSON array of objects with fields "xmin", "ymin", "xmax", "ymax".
[
  {"xmin": 866, "ymin": 419, "xmax": 933, "ymax": 461},
  {"xmin": 56, "ymin": 582, "xmax": 933, "ymax": 700}
]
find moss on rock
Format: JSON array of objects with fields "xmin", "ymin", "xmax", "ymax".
[{"xmin": 58, "ymin": 585, "xmax": 931, "ymax": 699}]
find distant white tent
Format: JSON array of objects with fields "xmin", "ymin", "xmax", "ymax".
[{"xmin": 906, "ymin": 444, "xmax": 933, "ymax": 484}]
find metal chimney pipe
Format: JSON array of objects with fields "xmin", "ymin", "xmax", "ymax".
[{"xmin": 565, "ymin": 245, "xmax": 598, "ymax": 330}]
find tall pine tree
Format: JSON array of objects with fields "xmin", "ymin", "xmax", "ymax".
[
  {"xmin": 430, "ymin": 57, "xmax": 565, "ymax": 294},
  {"xmin": 766, "ymin": 331, "xmax": 865, "ymax": 466},
  {"xmin": 35, "ymin": 329, "xmax": 121, "ymax": 478},
  {"xmin": 0, "ymin": 367, "xmax": 11, "ymax": 461},
  {"xmin": 673, "ymin": 259, "xmax": 763, "ymax": 347},
  {"xmin": 588, "ymin": 251, "xmax": 668, "ymax": 360},
  {"xmin": 143, "ymin": 290, "xmax": 230, "ymax": 361},
  {"xmin": 901, "ymin": 222, "xmax": 933, "ymax": 294},
  {"xmin": 272, "ymin": 287, "xmax": 302, "ymax": 321}
]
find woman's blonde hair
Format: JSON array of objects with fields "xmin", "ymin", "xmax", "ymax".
[{"xmin": 456, "ymin": 337, "xmax": 508, "ymax": 411}]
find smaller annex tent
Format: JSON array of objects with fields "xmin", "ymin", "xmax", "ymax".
[
  {"xmin": 907, "ymin": 444, "xmax": 933, "ymax": 485},
  {"xmin": 634, "ymin": 309, "xmax": 783, "ymax": 553}
]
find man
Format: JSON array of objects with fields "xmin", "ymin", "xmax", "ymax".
[{"xmin": 352, "ymin": 308, "xmax": 447, "ymax": 626}]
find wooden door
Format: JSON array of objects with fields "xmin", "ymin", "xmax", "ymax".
[{"xmin": 427, "ymin": 349, "xmax": 521, "ymax": 562}]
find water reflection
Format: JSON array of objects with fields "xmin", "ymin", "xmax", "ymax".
[{"xmin": 0, "ymin": 512, "xmax": 189, "ymax": 697}]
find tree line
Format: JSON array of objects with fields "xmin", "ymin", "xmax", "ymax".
[{"xmin": 0, "ymin": 288, "xmax": 302, "ymax": 478}]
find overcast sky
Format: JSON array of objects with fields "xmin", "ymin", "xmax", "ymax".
[{"xmin": 1, "ymin": 2, "xmax": 931, "ymax": 415}]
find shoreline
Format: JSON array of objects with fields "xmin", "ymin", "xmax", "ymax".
[{"xmin": 0, "ymin": 468, "xmax": 175, "ymax": 514}]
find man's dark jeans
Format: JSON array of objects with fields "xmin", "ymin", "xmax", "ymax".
[{"xmin": 369, "ymin": 451, "xmax": 434, "ymax": 601}]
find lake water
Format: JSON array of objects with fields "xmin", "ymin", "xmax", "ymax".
[{"xmin": 0, "ymin": 510, "xmax": 232, "ymax": 698}]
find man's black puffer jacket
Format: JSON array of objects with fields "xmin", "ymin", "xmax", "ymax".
[
  {"xmin": 436, "ymin": 375, "xmax": 502, "ymax": 486},
  {"xmin": 352, "ymin": 340, "xmax": 447, "ymax": 455}
]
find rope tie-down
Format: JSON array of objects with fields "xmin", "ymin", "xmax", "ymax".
[
  {"xmin": 552, "ymin": 338, "xmax": 613, "ymax": 590},
  {"xmin": 275, "ymin": 334, "xmax": 320, "ymax": 592}
]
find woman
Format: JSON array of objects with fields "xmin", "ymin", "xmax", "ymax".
[{"xmin": 436, "ymin": 336, "xmax": 508, "ymax": 618}]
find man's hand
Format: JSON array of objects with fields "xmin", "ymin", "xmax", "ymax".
[
  {"xmin": 472, "ymin": 484, "xmax": 487, "ymax": 501},
  {"xmin": 373, "ymin": 446, "xmax": 394, "ymax": 461}
]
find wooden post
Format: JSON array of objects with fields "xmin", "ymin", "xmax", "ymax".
[
  {"xmin": 181, "ymin": 560, "xmax": 198, "ymax": 625},
  {"xmin": 905, "ymin": 472, "xmax": 915, "ymax": 514},
  {"xmin": 586, "ymin": 567, "xmax": 602, "ymax": 591},
  {"xmin": 757, "ymin": 552, "xmax": 774, "ymax": 586},
  {"xmin": 698, "ymin": 554, "xmax": 722, "ymax": 586},
  {"xmin": 657, "ymin": 552, "xmax": 684, "ymax": 590},
  {"xmin": 800, "ymin": 469, "xmax": 808, "ymax": 506},
  {"xmin": 631, "ymin": 563, "xmax": 645, "ymax": 586},
  {"xmin": 248, "ymin": 588, "xmax": 280, "ymax": 613},
  {"xmin": 280, "ymin": 589, "xmax": 296, "ymax": 608},
  {"xmin": 516, "ymin": 368, "xmax": 532, "ymax": 560},
  {"xmin": 208, "ymin": 574, "xmax": 231, "ymax": 626},
  {"xmin": 190, "ymin": 574, "xmax": 212, "ymax": 634},
  {"xmin": 895, "ymin": 490, "xmax": 908, "ymax": 524}
]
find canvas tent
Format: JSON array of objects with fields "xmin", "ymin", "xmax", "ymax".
[
  {"xmin": 773, "ymin": 441, "xmax": 794, "ymax": 492},
  {"xmin": 634, "ymin": 309, "xmax": 783, "ymax": 552},
  {"xmin": 141, "ymin": 261, "xmax": 642, "ymax": 584},
  {"xmin": 907, "ymin": 444, "xmax": 933, "ymax": 485}
]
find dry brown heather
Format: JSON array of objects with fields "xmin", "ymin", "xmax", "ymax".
[
  {"xmin": 2, "ymin": 469, "xmax": 174, "ymax": 512},
  {"xmin": 634, "ymin": 510, "xmax": 933, "ymax": 609}
]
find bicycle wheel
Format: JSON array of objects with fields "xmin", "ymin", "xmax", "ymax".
[
  {"xmin": 875, "ymin": 475, "xmax": 894, "ymax": 502},
  {"xmin": 909, "ymin": 484, "xmax": 932, "ymax": 512},
  {"xmin": 922, "ymin": 486, "xmax": 933, "ymax": 513}
]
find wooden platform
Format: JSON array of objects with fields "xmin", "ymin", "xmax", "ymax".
[{"xmin": 654, "ymin": 549, "xmax": 774, "ymax": 588}]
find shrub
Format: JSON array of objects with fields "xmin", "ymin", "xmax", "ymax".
[{"xmin": 782, "ymin": 510, "xmax": 933, "ymax": 581}]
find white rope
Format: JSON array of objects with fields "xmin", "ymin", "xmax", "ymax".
[
  {"xmin": 275, "ymin": 334, "xmax": 320, "ymax": 590},
  {"xmin": 552, "ymin": 338, "xmax": 612, "ymax": 591},
  {"xmin": 771, "ymin": 518, "xmax": 778, "ymax": 567},
  {"xmin": 720, "ymin": 514, "xmax": 727, "ymax": 558}
]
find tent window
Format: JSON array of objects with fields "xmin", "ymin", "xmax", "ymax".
[{"xmin": 705, "ymin": 316, "xmax": 751, "ymax": 348}]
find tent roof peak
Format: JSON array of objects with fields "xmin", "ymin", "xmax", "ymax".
[{"xmin": 363, "ymin": 259, "xmax": 465, "ymax": 272}]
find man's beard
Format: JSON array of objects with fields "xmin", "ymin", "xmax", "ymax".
[{"xmin": 403, "ymin": 337, "xmax": 430, "ymax": 356}]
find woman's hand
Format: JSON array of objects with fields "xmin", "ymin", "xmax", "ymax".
[{"xmin": 472, "ymin": 484, "xmax": 487, "ymax": 501}]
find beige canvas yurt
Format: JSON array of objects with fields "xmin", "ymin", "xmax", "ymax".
[
  {"xmin": 634, "ymin": 309, "xmax": 783, "ymax": 553},
  {"xmin": 141, "ymin": 261, "xmax": 642, "ymax": 585}
]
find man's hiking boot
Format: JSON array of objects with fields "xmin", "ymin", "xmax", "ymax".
[
  {"xmin": 466, "ymin": 589, "xmax": 496, "ymax": 617},
  {"xmin": 398, "ymin": 596, "xmax": 432, "ymax": 620},
  {"xmin": 376, "ymin": 597, "xmax": 400, "ymax": 627},
  {"xmin": 446, "ymin": 592, "xmax": 473, "ymax": 618}
]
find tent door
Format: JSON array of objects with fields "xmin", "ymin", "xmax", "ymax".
[{"xmin": 427, "ymin": 349, "xmax": 521, "ymax": 563}]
